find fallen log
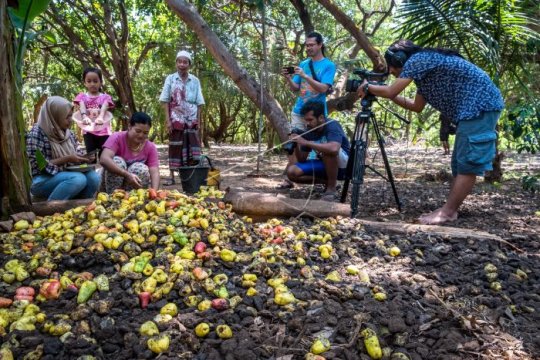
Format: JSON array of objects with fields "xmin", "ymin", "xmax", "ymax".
[
  {"xmin": 224, "ymin": 188, "xmax": 516, "ymax": 249},
  {"xmin": 29, "ymin": 199, "xmax": 94, "ymax": 216},
  {"xmin": 223, "ymin": 188, "xmax": 351, "ymax": 218}
]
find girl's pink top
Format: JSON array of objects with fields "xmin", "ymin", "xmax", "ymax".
[
  {"xmin": 73, "ymin": 92, "xmax": 115, "ymax": 136},
  {"xmin": 103, "ymin": 131, "xmax": 159, "ymax": 168}
]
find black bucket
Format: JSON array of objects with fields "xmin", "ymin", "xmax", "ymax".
[{"xmin": 179, "ymin": 164, "xmax": 209, "ymax": 194}]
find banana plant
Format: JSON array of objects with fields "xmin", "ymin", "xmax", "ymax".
[{"xmin": 8, "ymin": 0, "xmax": 52, "ymax": 89}]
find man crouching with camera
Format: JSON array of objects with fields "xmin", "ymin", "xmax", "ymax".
[{"xmin": 286, "ymin": 101, "xmax": 350, "ymax": 201}]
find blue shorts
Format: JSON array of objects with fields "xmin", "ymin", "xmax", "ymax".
[
  {"xmin": 451, "ymin": 111, "xmax": 500, "ymax": 177},
  {"xmin": 296, "ymin": 160, "xmax": 347, "ymax": 180}
]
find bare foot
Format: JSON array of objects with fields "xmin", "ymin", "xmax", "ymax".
[{"xmin": 418, "ymin": 208, "xmax": 457, "ymax": 225}]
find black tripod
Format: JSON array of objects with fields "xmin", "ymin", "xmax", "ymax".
[{"xmin": 340, "ymin": 94, "xmax": 407, "ymax": 217}]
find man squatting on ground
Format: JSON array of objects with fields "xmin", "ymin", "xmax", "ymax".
[
  {"xmin": 280, "ymin": 32, "xmax": 336, "ymax": 189},
  {"xmin": 358, "ymin": 39, "xmax": 504, "ymax": 225},
  {"xmin": 286, "ymin": 101, "xmax": 350, "ymax": 201}
]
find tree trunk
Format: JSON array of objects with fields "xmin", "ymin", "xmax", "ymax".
[
  {"xmin": 484, "ymin": 151, "xmax": 504, "ymax": 183},
  {"xmin": 165, "ymin": 0, "xmax": 290, "ymax": 142},
  {"xmin": 289, "ymin": 0, "xmax": 314, "ymax": 35},
  {"xmin": 0, "ymin": 1, "xmax": 31, "ymax": 217}
]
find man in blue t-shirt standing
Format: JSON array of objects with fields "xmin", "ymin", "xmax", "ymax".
[
  {"xmin": 286, "ymin": 101, "xmax": 350, "ymax": 201},
  {"xmin": 279, "ymin": 32, "xmax": 336, "ymax": 189},
  {"xmin": 357, "ymin": 39, "xmax": 504, "ymax": 225}
]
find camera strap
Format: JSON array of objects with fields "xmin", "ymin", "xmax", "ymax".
[
  {"xmin": 308, "ymin": 60, "xmax": 319, "ymax": 83},
  {"xmin": 309, "ymin": 59, "xmax": 333, "ymax": 95}
]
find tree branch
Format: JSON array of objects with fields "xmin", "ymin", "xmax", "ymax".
[
  {"xmin": 132, "ymin": 41, "xmax": 159, "ymax": 78},
  {"xmin": 288, "ymin": 0, "xmax": 313, "ymax": 35},
  {"xmin": 315, "ymin": 0, "xmax": 385, "ymax": 71}
]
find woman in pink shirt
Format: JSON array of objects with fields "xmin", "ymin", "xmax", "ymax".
[{"xmin": 100, "ymin": 112, "xmax": 160, "ymax": 193}]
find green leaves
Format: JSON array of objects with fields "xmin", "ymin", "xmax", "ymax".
[
  {"xmin": 506, "ymin": 101, "xmax": 540, "ymax": 154},
  {"xmin": 7, "ymin": 0, "xmax": 52, "ymax": 91},
  {"xmin": 35, "ymin": 149, "xmax": 47, "ymax": 171},
  {"xmin": 7, "ymin": 0, "xmax": 51, "ymax": 30},
  {"xmin": 396, "ymin": 0, "xmax": 540, "ymax": 76}
]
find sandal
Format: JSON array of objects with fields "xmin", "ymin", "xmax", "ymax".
[{"xmin": 276, "ymin": 179, "xmax": 294, "ymax": 190}]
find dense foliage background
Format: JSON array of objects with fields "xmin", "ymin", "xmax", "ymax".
[{"xmin": 20, "ymin": 0, "xmax": 540, "ymax": 153}]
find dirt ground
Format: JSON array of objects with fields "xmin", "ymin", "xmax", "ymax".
[
  {"xmin": 159, "ymin": 142, "xmax": 540, "ymax": 359},
  {"xmin": 149, "ymin": 142, "xmax": 540, "ymax": 358}
]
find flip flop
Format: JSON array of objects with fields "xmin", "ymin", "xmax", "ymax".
[{"xmin": 320, "ymin": 191, "xmax": 338, "ymax": 202}]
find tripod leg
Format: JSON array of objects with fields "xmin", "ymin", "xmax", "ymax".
[
  {"xmin": 340, "ymin": 115, "xmax": 363, "ymax": 203},
  {"xmin": 371, "ymin": 117, "xmax": 402, "ymax": 211},
  {"xmin": 350, "ymin": 141, "xmax": 367, "ymax": 217},
  {"xmin": 349, "ymin": 122, "xmax": 369, "ymax": 217}
]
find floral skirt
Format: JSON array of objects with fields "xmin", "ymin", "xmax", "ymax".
[{"xmin": 102, "ymin": 156, "xmax": 150, "ymax": 193}]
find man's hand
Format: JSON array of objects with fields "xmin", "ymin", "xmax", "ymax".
[
  {"xmin": 291, "ymin": 134, "xmax": 309, "ymax": 147},
  {"xmin": 281, "ymin": 67, "xmax": 293, "ymax": 78},
  {"xmin": 125, "ymin": 173, "xmax": 143, "ymax": 188},
  {"xmin": 166, "ymin": 121, "xmax": 172, "ymax": 135},
  {"xmin": 357, "ymin": 80, "xmax": 369, "ymax": 98},
  {"xmin": 296, "ymin": 67, "xmax": 308, "ymax": 79}
]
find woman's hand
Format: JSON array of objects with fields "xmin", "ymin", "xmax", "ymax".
[
  {"xmin": 65, "ymin": 154, "xmax": 91, "ymax": 164},
  {"xmin": 166, "ymin": 121, "xmax": 172, "ymax": 135},
  {"xmin": 125, "ymin": 173, "xmax": 143, "ymax": 189},
  {"xmin": 95, "ymin": 116, "xmax": 104, "ymax": 125}
]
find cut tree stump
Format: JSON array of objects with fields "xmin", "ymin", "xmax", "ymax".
[{"xmin": 224, "ymin": 188, "xmax": 514, "ymax": 247}]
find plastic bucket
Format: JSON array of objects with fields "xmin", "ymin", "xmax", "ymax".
[{"xmin": 179, "ymin": 165, "xmax": 209, "ymax": 194}]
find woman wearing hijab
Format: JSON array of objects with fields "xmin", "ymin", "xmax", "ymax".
[
  {"xmin": 26, "ymin": 96, "xmax": 100, "ymax": 200},
  {"xmin": 159, "ymin": 50, "xmax": 205, "ymax": 185}
]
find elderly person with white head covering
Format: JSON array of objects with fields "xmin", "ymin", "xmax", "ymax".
[
  {"xmin": 159, "ymin": 49, "xmax": 206, "ymax": 186},
  {"xmin": 26, "ymin": 96, "xmax": 100, "ymax": 200}
]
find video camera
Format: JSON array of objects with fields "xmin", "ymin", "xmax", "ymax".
[
  {"xmin": 345, "ymin": 69, "xmax": 388, "ymax": 93},
  {"xmin": 283, "ymin": 127, "xmax": 304, "ymax": 155}
]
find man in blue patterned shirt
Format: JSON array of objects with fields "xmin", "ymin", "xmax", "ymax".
[{"xmin": 358, "ymin": 39, "xmax": 504, "ymax": 225}]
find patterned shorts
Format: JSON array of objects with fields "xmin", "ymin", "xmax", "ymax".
[{"xmin": 103, "ymin": 156, "xmax": 150, "ymax": 193}]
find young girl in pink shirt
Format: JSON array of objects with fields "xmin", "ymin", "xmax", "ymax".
[{"xmin": 73, "ymin": 67, "xmax": 115, "ymax": 157}]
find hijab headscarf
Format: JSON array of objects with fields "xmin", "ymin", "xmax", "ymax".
[{"xmin": 37, "ymin": 96, "xmax": 76, "ymax": 160}]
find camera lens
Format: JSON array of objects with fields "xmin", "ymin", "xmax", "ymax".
[
  {"xmin": 283, "ymin": 142, "xmax": 296, "ymax": 155},
  {"xmin": 345, "ymin": 79, "xmax": 360, "ymax": 93}
]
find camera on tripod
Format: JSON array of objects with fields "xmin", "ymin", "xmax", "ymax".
[
  {"xmin": 283, "ymin": 127, "xmax": 304, "ymax": 155},
  {"xmin": 345, "ymin": 69, "xmax": 388, "ymax": 93}
]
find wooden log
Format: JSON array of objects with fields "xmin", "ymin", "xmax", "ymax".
[
  {"xmin": 223, "ymin": 188, "xmax": 351, "ymax": 218},
  {"xmin": 30, "ymin": 199, "xmax": 94, "ymax": 216},
  {"xmin": 358, "ymin": 219, "xmax": 506, "ymax": 243},
  {"xmin": 224, "ymin": 188, "xmax": 512, "ymax": 247}
]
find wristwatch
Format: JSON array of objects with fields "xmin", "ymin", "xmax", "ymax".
[{"xmin": 363, "ymin": 83, "xmax": 370, "ymax": 95}]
